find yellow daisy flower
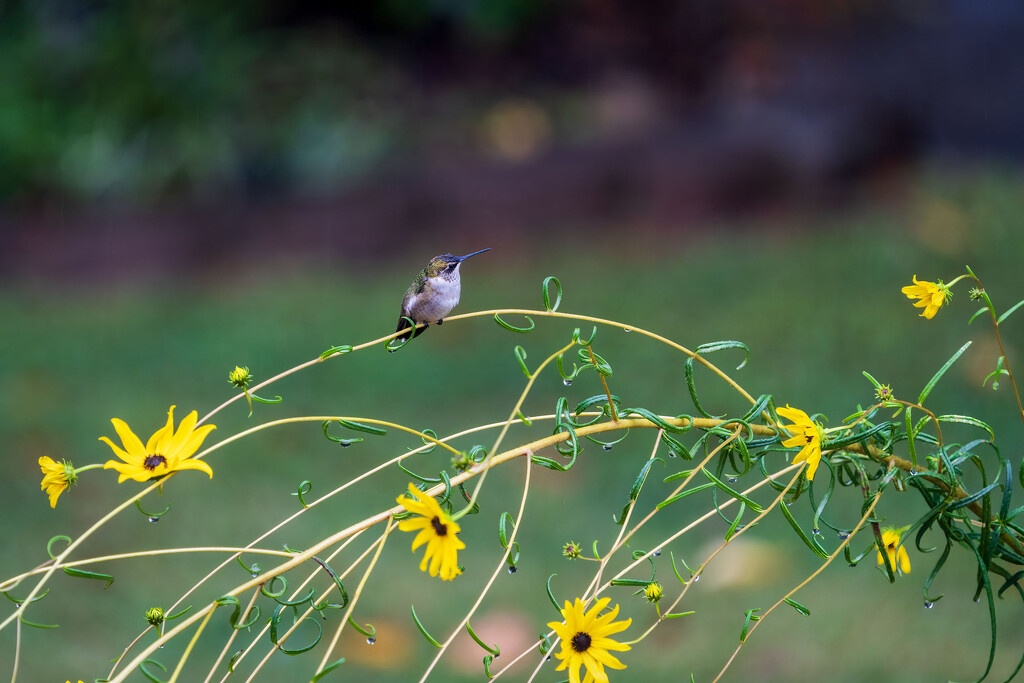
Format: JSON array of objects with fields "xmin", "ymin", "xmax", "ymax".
[
  {"xmin": 777, "ymin": 405, "xmax": 824, "ymax": 481},
  {"xmin": 39, "ymin": 456, "xmax": 76, "ymax": 508},
  {"xmin": 548, "ymin": 597, "xmax": 631, "ymax": 683},
  {"xmin": 395, "ymin": 483, "xmax": 466, "ymax": 581},
  {"xmin": 100, "ymin": 406, "xmax": 215, "ymax": 483},
  {"xmin": 877, "ymin": 527, "xmax": 911, "ymax": 574},
  {"xmin": 901, "ymin": 275, "xmax": 951, "ymax": 319}
]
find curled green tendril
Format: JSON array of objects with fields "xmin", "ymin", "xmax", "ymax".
[
  {"xmin": 572, "ymin": 326, "xmax": 597, "ymax": 345},
  {"xmin": 493, "ymin": 312, "xmax": 535, "ymax": 333},
  {"xmin": 236, "ymin": 556, "xmax": 262, "ymax": 576},
  {"xmin": 576, "ymin": 347, "xmax": 612, "ymax": 376},
  {"xmin": 2, "ymin": 587, "xmax": 49, "ymax": 605},
  {"xmin": 320, "ymin": 344, "xmax": 353, "ymax": 360},
  {"xmin": 347, "ymin": 616, "xmax": 376, "ymax": 638},
  {"xmin": 419, "ymin": 428, "xmax": 439, "ymax": 454},
  {"xmin": 135, "ymin": 499, "xmax": 171, "ymax": 520},
  {"xmin": 337, "ymin": 418, "xmax": 387, "ymax": 436},
  {"xmin": 292, "ymin": 480, "xmax": 313, "ymax": 508},
  {"xmin": 784, "ymin": 598, "xmax": 811, "ymax": 616},
  {"xmin": 386, "ymin": 318, "xmax": 417, "ymax": 352},
  {"xmin": 740, "ymin": 608, "xmax": 761, "ymax": 642},
  {"xmin": 467, "ymin": 622, "xmax": 501, "ymax": 656},
  {"xmin": 250, "ymin": 393, "xmax": 283, "ymax": 406},
  {"xmin": 545, "ymin": 574, "xmax": 560, "ymax": 611},
  {"xmin": 19, "ymin": 614, "xmax": 58, "ymax": 629},
  {"xmin": 398, "ymin": 461, "xmax": 441, "ymax": 483},
  {"xmin": 514, "ymin": 345, "xmax": 530, "ymax": 377},
  {"xmin": 47, "ymin": 535, "xmax": 71, "ymax": 559},
  {"xmin": 538, "ymin": 633, "xmax": 553, "ymax": 655},
  {"xmin": 542, "ymin": 276, "xmax": 562, "ymax": 312},
  {"xmin": 557, "ymin": 352, "xmax": 580, "ymax": 381},
  {"xmin": 63, "ymin": 567, "xmax": 114, "ymax": 588},
  {"xmin": 321, "ymin": 420, "xmax": 364, "ymax": 448},
  {"xmin": 139, "ymin": 658, "xmax": 168, "ymax": 683},
  {"xmin": 228, "ymin": 650, "xmax": 243, "ymax": 672},
  {"xmin": 411, "ymin": 604, "xmax": 443, "ymax": 648},
  {"xmin": 311, "ymin": 556, "xmax": 350, "ymax": 608},
  {"xmin": 270, "ymin": 604, "xmax": 322, "ymax": 654},
  {"xmin": 261, "ymin": 575, "xmax": 288, "ymax": 599},
  {"xmin": 669, "ymin": 551, "xmax": 695, "ymax": 584},
  {"xmin": 483, "ymin": 654, "xmax": 496, "ymax": 679},
  {"xmin": 498, "ymin": 512, "xmax": 521, "ymax": 568},
  {"xmin": 459, "ymin": 483, "xmax": 481, "ymax": 514}
]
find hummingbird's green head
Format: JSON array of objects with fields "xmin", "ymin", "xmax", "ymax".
[{"xmin": 424, "ymin": 249, "xmax": 490, "ymax": 279}]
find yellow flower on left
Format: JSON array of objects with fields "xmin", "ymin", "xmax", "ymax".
[
  {"xmin": 100, "ymin": 406, "xmax": 215, "ymax": 483},
  {"xmin": 396, "ymin": 483, "xmax": 466, "ymax": 581},
  {"xmin": 39, "ymin": 456, "xmax": 76, "ymax": 508},
  {"xmin": 777, "ymin": 405, "xmax": 825, "ymax": 481},
  {"xmin": 902, "ymin": 275, "xmax": 951, "ymax": 319},
  {"xmin": 877, "ymin": 527, "xmax": 911, "ymax": 575}
]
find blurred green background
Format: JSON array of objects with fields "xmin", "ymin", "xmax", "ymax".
[{"xmin": 3, "ymin": 1, "xmax": 1024, "ymax": 681}]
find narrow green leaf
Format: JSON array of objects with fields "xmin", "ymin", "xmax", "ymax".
[
  {"xmin": 493, "ymin": 313, "xmax": 535, "ymax": 333},
  {"xmin": 700, "ymin": 469, "xmax": 765, "ymax": 513},
  {"xmin": 311, "ymin": 658, "xmax": 347, "ymax": 682},
  {"xmin": 997, "ymin": 298, "xmax": 1024, "ymax": 324},
  {"xmin": 918, "ymin": 341, "xmax": 971, "ymax": 405}
]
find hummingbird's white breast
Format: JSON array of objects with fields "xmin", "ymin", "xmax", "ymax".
[{"xmin": 408, "ymin": 270, "xmax": 462, "ymax": 323}]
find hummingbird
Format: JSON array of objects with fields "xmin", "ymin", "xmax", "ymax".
[{"xmin": 391, "ymin": 248, "xmax": 490, "ymax": 350}]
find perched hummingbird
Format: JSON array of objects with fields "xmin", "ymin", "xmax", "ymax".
[{"xmin": 391, "ymin": 249, "xmax": 490, "ymax": 350}]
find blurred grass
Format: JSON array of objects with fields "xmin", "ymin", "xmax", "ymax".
[{"xmin": 2, "ymin": 168, "xmax": 1024, "ymax": 680}]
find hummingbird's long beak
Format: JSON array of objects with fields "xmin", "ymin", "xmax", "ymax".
[{"xmin": 456, "ymin": 248, "xmax": 490, "ymax": 262}]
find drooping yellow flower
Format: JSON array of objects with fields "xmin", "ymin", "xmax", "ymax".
[
  {"xmin": 902, "ymin": 275, "xmax": 951, "ymax": 319},
  {"xmin": 777, "ymin": 405, "xmax": 824, "ymax": 481},
  {"xmin": 100, "ymin": 406, "xmax": 215, "ymax": 483},
  {"xmin": 877, "ymin": 527, "xmax": 911, "ymax": 575},
  {"xmin": 39, "ymin": 456, "xmax": 77, "ymax": 508},
  {"xmin": 395, "ymin": 483, "xmax": 466, "ymax": 581},
  {"xmin": 548, "ymin": 597, "xmax": 631, "ymax": 683}
]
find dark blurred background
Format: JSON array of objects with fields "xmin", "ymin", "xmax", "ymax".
[{"xmin": 2, "ymin": 0, "xmax": 1024, "ymax": 681}]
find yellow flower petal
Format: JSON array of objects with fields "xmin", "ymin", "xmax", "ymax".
[
  {"xmin": 111, "ymin": 419, "xmax": 147, "ymax": 463},
  {"xmin": 101, "ymin": 406, "xmax": 215, "ymax": 483},
  {"xmin": 395, "ymin": 483, "xmax": 465, "ymax": 581}
]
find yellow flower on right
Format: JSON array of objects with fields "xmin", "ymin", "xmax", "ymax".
[
  {"xmin": 902, "ymin": 275, "xmax": 951, "ymax": 319},
  {"xmin": 777, "ymin": 405, "xmax": 824, "ymax": 481},
  {"xmin": 877, "ymin": 527, "xmax": 911, "ymax": 575},
  {"xmin": 548, "ymin": 597, "xmax": 631, "ymax": 683}
]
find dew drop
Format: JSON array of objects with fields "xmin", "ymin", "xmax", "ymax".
[
  {"xmin": 924, "ymin": 601, "xmax": 934, "ymax": 609},
  {"xmin": 622, "ymin": 328, "xmax": 631, "ymax": 333},
  {"xmin": 909, "ymin": 468, "xmax": 918, "ymax": 475},
  {"xmin": 727, "ymin": 477, "xmax": 738, "ymax": 484},
  {"xmin": 652, "ymin": 550, "xmax": 661, "ymax": 557},
  {"xmin": 602, "ymin": 444, "xmax": 613, "ymax": 451},
  {"xmin": 811, "ymin": 528, "xmax": 822, "ymax": 536},
  {"xmin": 692, "ymin": 574, "xmax": 700, "ymax": 582},
  {"xmin": 546, "ymin": 656, "xmax": 552, "ymax": 662},
  {"xmin": 507, "ymin": 565, "xmax": 517, "ymax": 574},
  {"xmin": 563, "ymin": 379, "xmax": 573, "ymax": 387},
  {"xmin": 148, "ymin": 516, "xmax": 159, "ymax": 523},
  {"xmin": 251, "ymin": 572, "xmax": 259, "ymax": 578},
  {"xmin": 340, "ymin": 442, "xmax": 351, "ymax": 448},
  {"xmin": 837, "ymin": 531, "xmax": 850, "ymax": 540},
  {"xmin": 367, "ymin": 637, "xmax": 376, "ymax": 645},
  {"xmin": 668, "ymin": 451, "xmax": 677, "ymax": 458}
]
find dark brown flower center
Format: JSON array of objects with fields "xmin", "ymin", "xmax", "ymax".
[
  {"xmin": 430, "ymin": 515, "xmax": 448, "ymax": 537},
  {"xmin": 571, "ymin": 632, "xmax": 591, "ymax": 653},
  {"xmin": 144, "ymin": 454, "xmax": 168, "ymax": 471}
]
